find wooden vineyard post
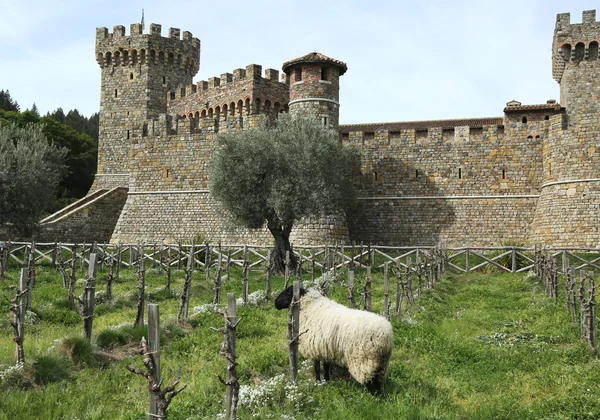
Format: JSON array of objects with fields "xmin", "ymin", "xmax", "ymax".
[
  {"xmin": 288, "ymin": 281, "xmax": 301, "ymax": 382},
  {"xmin": 363, "ymin": 266, "xmax": 372, "ymax": 312},
  {"xmin": 82, "ymin": 253, "xmax": 98, "ymax": 342},
  {"xmin": 214, "ymin": 293, "xmax": 240, "ymax": 420},
  {"xmin": 214, "ymin": 243, "xmax": 223, "ymax": 305},
  {"xmin": 25, "ymin": 252, "xmax": 35, "ymax": 311},
  {"xmin": 106, "ymin": 254, "xmax": 114, "ymax": 300},
  {"xmin": 148, "ymin": 304, "xmax": 161, "ymax": 417},
  {"xmin": 226, "ymin": 248, "xmax": 231, "ymax": 283},
  {"xmin": 588, "ymin": 271, "xmax": 597, "ymax": 356},
  {"xmin": 406, "ymin": 257, "xmax": 414, "ymax": 303},
  {"xmin": 165, "ymin": 245, "xmax": 172, "ymax": 291},
  {"xmin": 265, "ymin": 251, "xmax": 272, "ymax": 298},
  {"xmin": 205, "ymin": 242, "xmax": 212, "ymax": 284},
  {"xmin": 115, "ymin": 243, "xmax": 122, "ymax": 280},
  {"xmin": 569, "ymin": 267, "xmax": 577, "ymax": 324},
  {"xmin": 284, "ymin": 250, "xmax": 290, "ymax": 288},
  {"xmin": 395, "ymin": 262, "xmax": 404, "ymax": 317},
  {"xmin": 178, "ymin": 247, "xmax": 194, "ymax": 324},
  {"xmin": 10, "ymin": 269, "xmax": 28, "ymax": 365},
  {"xmin": 126, "ymin": 304, "xmax": 186, "ymax": 420},
  {"xmin": 242, "ymin": 247, "xmax": 249, "ymax": 304},
  {"xmin": 347, "ymin": 270, "xmax": 355, "ymax": 309},
  {"xmin": 383, "ymin": 262, "xmax": 390, "ymax": 320},
  {"xmin": 134, "ymin": 248, "xmax": 146, "ymax": 328},
  {"xmin": 321, "ymin": 271, "xmax": 330, "ymax": 298},
  {"xmin": 311, "ymin": 248, "xmax": 316, "ymax": 284},
  {"xmin": 68, "ymin": 246, "xmax": 77, "ymax": 307},
  {"xmin": 579, "ymin": 270, "xmax": 588, "ymax": 340}
]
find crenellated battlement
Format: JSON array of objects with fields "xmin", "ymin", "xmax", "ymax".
[
  {"xmin": 95, "ymin": 23, "xmax": 200, "ymax": 77},
  {"xmin": 553, "ymin": 10, "xmax": 600, "ymax": 83},
  {"xmin": 166, "ymin": 63, "xmax": 289, "ymax": 125}
]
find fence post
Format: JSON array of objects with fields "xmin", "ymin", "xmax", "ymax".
[
  {"xmin": 364, "ymin": 266, "xmax": 372, "ymax": 312},
  {"xmin": 83, "ymin": 253, "xmax": 98, "ymax": 342},
  {"xmin": 148, "ymin": 304, "xmax": 161, "ymax": 419},
  {"xmin": 347, "ymin": 270, "xmax": 355, "ymax": 309},
  {"xmin": 511, "ymin": 247, "xmax": 517, "ymax": 273},
  {"xmin": 289, "ymin": 281, "xmax": 300, "ymax": 382},
  {"xmin": 465, "ymin": 248, "xmax": 470, "ymax": 272},
  {"xmin": 266, "ymin": 250, "xmax": 272, "ymax": 298},
  {"xmin": 284, "ymin": 250, "xmax": 290, "ymax": 288},
  {"xmin": 178, "ymin": 247, "xmax": 193, "ymax": 324},
  {"xmin": 383, "ymin": 262, "xmax": 390, "ymax": 320},
  {"xmin": 11, "ymin": 269, "xmax": 28, "ymax": 364},
  {"xmin": 588, "ymin": 271, "xmax": 596, "ymax": 356},
  {"xmin": 224, "ymin": 293, "xmax": 239, "ymax": 419},
  {"xmin": 134, "ymin": 248, "xmax": 146, "ymax": 328}
]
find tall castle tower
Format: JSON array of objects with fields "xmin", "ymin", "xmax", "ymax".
[
  {"xmin": 282, "ymin": 52, "xmax": 347, "ymax": 130},
  {"xmin": 531, "ymin": 10, "xmax": 600, "ymax": 246},
  {"xmin": 93, "ymin": 23, "xmax": 200, "ymax": 189}
]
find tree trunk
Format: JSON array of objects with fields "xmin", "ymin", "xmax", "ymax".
[{"xmin": 267, "ymin": 216, "xmax": 297, "ymax": 275}]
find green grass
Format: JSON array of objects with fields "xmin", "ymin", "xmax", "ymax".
[{"xmin": 1, "ymin": 263, "xmax": 599, "ymax": 419}]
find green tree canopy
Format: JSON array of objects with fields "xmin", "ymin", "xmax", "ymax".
[
  {"xmin": 0, "ymin": 109, "xmax": 97, "ymax": 211},
  {"xmin": 0, "ymin": 90, "xmax": 20, "ymax": 112},
  {"xmin": 210, "ymin": 115, "xmax": 361, "ymax": 272},
  {"xmin": 0, "ymin": 123, "xmax": 67, "ymax": 236}
]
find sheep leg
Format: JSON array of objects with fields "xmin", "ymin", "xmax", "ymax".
[
  {"xmin": 365, "ymin": 374, "xmax": 382, "ymax": 395},
  {"xmin": 323, "ymin": 362, "xmax": 330, "ymax": 381},
  {"xmin": 314, "ymin": 360, "xmax": 321, "ymax": 381}
]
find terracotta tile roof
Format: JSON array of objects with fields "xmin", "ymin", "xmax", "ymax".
[
  {"xmin": 503, "ymin": 103, "xmax": 563, "ymax": 112},
  {"xmin": 340, "ymin": 117, "xmax": 504, "ymax": 133},
  {"xmin": 282, "ymin": 52, "xmax": 347, "ymax": 75}
]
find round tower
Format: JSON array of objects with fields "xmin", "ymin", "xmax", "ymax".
[
  {"xmin": 531, "ymin": 10, "xmax": 600, "ymax": 247},
  {"xmin": 93, "ymin": 23, "xmax": 200, "ymax": 189},
  {"xmin": 282, "ymin": 52, "xmax": 347, "ymax": 130}
]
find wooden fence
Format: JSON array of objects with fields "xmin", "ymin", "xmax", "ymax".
[{"xmin": 1, "ymin": 242, "xmax": 600, "ymax": 276}]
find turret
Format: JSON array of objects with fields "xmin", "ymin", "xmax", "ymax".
[
  {"xmin": 552, "ymin": 10, "xmax": 600, "ymax": 118},
  {"xmin": 282, "ymin": 52, "xmax": 347, "ymax": 130},
  {"xmin": 93, "ymin": 23, "xmax": 200, "ymax": 188}
]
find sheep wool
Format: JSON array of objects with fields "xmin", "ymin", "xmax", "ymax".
[{"xmin": 298, "ymin": 288, "xmax": 393, "ymax": 384}]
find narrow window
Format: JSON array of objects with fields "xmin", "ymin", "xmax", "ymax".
[
  {"xmin": 162, "ymin": 76, "xmax": 166, "ymax": 85},
  {"xmin": 322, "ymin": 116, "xmax": 328, "ymax": 128},
  {"xmin": 295, "ymin": 68, "xmax": 302, "ymax": 82},
  {"xmin": 415, "ymin": 169, "xmax": 419, "ymax": 178},
  {"xmin": 373, "ymin": 171, "xmax": 378, "ymax": 181},
  {"xmin": 502, "ymin": 169, "xmax": 506, "ymax": 179},
  {"xmin": 114, "ymin": 89, "xmax": 118, "ymax": 98},
  {"xmin": 321, "ymin": 67, "xmax": 327, "ymax": 81},
  {"xmin": 544, "ymin": 115, "xmax": 550, "ymax": 120},
  {"xmin": 458, "ymin": 168, "xmax": 462, "ymax": 179},
  {"xmin": 130, "ymin": 72, "xmax": 134, "ymax": 80},
  {"xmin": 166, "ymin": 169, "xmax": 170, "ymax": 178},
  {"xmin": 522, "ymin": 116, "xmax": 528, "ymax": 123},
  {"xmin": 126, "ymin": 130, "xmax": 130, "ymax": 139}
]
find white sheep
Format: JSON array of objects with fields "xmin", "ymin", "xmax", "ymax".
[{"xmin": 275, "ymin": 285, "xmax": 393, "ymax": 394}]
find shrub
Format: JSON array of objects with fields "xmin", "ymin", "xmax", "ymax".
[
  {"xmin": 33, "ymin": 354, "xmax": 71, "ymax": 385},
  {"xmin": 56, "ymin": 336, "xmax": 94, "ymax": 367},
  {"xmin": 96, "ymin": 329, "xmax": 129, "ymax": 349}
]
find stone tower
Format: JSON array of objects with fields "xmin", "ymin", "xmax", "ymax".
[
  {"xmin": 282, "ymin": 52, "xmax": 347, "ymax": 130},
  {"xmin": 531, "ymin": 10, "xmax": 600, "ymax": 246},
  {"xmin": 93, "ymin": 23, "xmax": 200, "ymax": 189}
]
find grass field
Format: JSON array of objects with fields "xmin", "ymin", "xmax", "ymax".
[{"xmin": 0, "ymin": 261, "xmax": 599, "ymax": 419}]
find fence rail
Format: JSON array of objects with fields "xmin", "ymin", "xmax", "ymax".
[{"xmin": 1, "ymin": 241, "xmax": 600, "ymax": 276}]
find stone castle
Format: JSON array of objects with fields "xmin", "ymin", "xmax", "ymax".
[{"xmin": 38, "ymin": 10, "xmax": 600, "ymax": 247}]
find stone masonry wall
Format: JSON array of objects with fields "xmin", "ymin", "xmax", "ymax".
[{"xmin": 39, "ymin": 188, "xmax": 128, "ymax": 243}]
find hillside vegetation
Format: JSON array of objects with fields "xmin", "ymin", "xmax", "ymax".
[{"xmin": 0, "ymin": 262, "xmax": 599, "ymax": 419}]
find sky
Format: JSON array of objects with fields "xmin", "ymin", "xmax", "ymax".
[{"xmin": 0, "ymin": 0, "xmax": 598, "ymax": 124}]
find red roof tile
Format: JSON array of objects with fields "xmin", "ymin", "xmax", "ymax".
[{"xmin": 282, "ymin": 52, "xmax": 347, "ymax": 75}]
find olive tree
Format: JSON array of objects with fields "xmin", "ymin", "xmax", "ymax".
[
  {"xmin": 209, "ymin": 115, "xmax": 361, "ymax": 273},
  {"xmin": 0, "ymin": 123, "xmax": 67, "ymax": 237}
]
